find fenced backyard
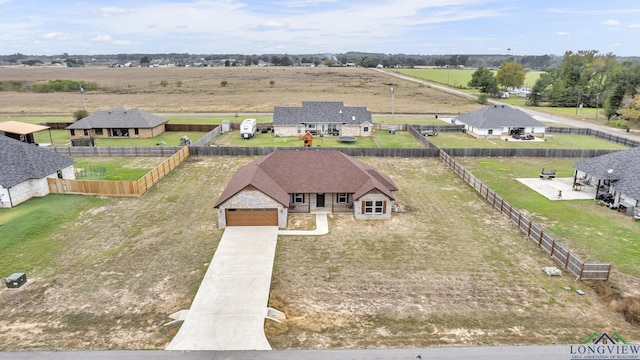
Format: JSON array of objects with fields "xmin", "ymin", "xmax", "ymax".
[
  {"xmin": 48, "ymin": 146, "xmax": 190, "ymax": 197},
  {"xmin": 439, "ymin": 150, "xmax": 611, "ymax": 280}
]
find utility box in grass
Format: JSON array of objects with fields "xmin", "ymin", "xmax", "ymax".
[{"xmin": 6, "ymin": 273, "xmax": 27, "ymax": 289}]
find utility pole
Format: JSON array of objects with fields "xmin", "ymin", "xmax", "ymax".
[
  {"xmin": 391, "ymin": 85, "xmax": 395, "ymax": 120},
  {"xmin": 596, "ymin": 93, "xmax": 600, "ymax": 121},
  {"xmin": 79, "ymin": 85, "xmax": 86, "ymax": 111}
]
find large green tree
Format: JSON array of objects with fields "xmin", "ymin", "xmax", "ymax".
[
  {"xmin": 496, "ymin": 61, "xmax": 525, "ymax": 89},
  {"xmin": 468, "ymin": 67, "xmax": 498, "ymax": 95},
  {"xmin": 619, "ymin": 94, "xmax": 640, "ymax": 129}
]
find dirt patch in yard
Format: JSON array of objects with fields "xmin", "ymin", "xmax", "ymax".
[{"xmin": 266, "ymin": 157, "xmax": 640, "ymax": 348}]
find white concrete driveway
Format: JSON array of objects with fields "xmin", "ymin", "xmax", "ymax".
[{"xmin": 166, "ymin": 226, "xmax": 279, "ymax": 351}]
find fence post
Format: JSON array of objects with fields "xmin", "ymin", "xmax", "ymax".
[
  {"xmin": 579, "ymin": 262, "xmax": 585, "ymax": 280},
  {"xmin": 550, "ymin": 239, "xmax": 556, "ymax": 257},
  {"xmin": 538, "ymin": 230, "xmax": 543, "ymax": 246},
  {"xmin": 527, "ymin": 220, "xmax": 532, "ymax": 237},
  {"xmin": 565, "ymin": 251, "xmax": 570, "ymax": 268}
]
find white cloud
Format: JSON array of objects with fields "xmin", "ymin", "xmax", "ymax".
[
  {"xmin": 254, "ymin": 21, "xmax": 288, "ymax": 30},
  {"xmin": 557, "ymin": 31, "xmax": 570, "ymax": 36},
  {"xmin": 601, "ymin": 19, "xmax": 621, "ymax": 26},
  {"xmin": 42, "ymin": 32, "xmax": 79, "ymax": 40},
  {"xmin": 100, "ymin": 7, "xmax": 128, "ymax": 16},
  {"xmin": 91, "ymin": 35, "xmax": 139, "ymax": 47},
  {"xmin": 629, "ymin": 23, "xmax": 640, "ymax": 28},
  {"xmin": 91, "ymin": 35, "xmax": 113, "ymax": 42}
]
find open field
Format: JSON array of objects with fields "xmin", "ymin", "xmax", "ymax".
[
  {"xmin": 427, "ymin": 132, "xmax": 630, "ymax": 149},
  {"xmin": 0, "ymin": 67, "xmax": 481, "ymax": 115},
  {"xmin": 1, "ymin": 156, "xmax": 639, "ymax": 350},
  {"xmin": 391, "ymin": 68, "xmax": 543, "ymax": 89}
]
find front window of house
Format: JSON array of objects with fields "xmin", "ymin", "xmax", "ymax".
[
  {"xmin": 134, "ymin": 128, "xmax": 139, "ymax": 135},
  {"xmin": 488, "ymin": 129, "xmax": 493, "ymax": 135},
  {"xmin": 95, "ymin": 128, "xmax": 103, "ymax": 135},
  {"xmin": 70, "ymin": 129, "xmax": 75, "ymax": 136},
  {"xmin": 83, "ymin": 129, "xmax": 89, "ymax": 136},
  {"xmin": 364, "ymin": 200, "xmax": 385, "ymax": 214},
  {"xmin": 337, "ymin": 193, "xmax": 348, "ymax": 203},
  {"xmin": 292, "ymin": 193, "xmax": 305, "ymax": 203},
  {"xmin": 364, "ymin": 126, "xmax": 369, "ymax": 132}
]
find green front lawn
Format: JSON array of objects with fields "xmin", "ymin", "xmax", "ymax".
[
  {"xmin": 0, "ymin": 195, "xmax": 111, "ymax": 276},
  {"xmin": 458, "ymin": 157, "xmax": 640, "ymax": 276},
  {"xmin": 210, "ymin": 129, "xmax": 424, "ymax": 148},
  {"xmin": 428, "ymin": 132, "xmax": 629, "ymax": 149},
  {"xmin": 93, "ymin": 131, "xmax": 206, "ymax": 147},
  {"xmin": 72, "ymin": 157, "xmax": 164, "ymax": 180}
]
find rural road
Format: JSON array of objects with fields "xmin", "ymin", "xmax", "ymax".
[{"xmin": 1, "ymin": 345, "xmax": 572, "ymax": 359}]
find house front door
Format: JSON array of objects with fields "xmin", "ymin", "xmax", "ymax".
[{"xmin": 317, "ymin": 193, "xmax": 325, "ymax": 208}]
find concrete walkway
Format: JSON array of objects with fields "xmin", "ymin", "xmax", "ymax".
[
  {"xmin": 166, "ymin": 226, "xmax": 279, "ymax": 351},
  {"xmin": 278, "ymin": 213, "xmax": 329, "ymax": 236}
]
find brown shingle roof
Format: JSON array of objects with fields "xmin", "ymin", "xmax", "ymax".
[{"xmin": 214, "ymin": 150, "xmax": 397, "ymax": 208}]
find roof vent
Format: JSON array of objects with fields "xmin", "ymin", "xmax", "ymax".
[{"xmin": 352, "ymin": 116, "xmax": 355, "ymax": 121}]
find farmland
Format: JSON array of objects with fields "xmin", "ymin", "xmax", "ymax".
[{"xmin": 392, "ymin": 68, "xmax": 543, "ymax": 89}]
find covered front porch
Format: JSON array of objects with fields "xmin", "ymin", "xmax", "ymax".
[{"xmin": 288, "ymin": 192, "xmax": 353, "ymax": 213}]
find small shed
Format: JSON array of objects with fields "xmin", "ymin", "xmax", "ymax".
[
  {"xmin": 221, "ymin": 120, "xmax": 231, "ymax": 133},
  {"xmin": 6, "ymin": 273, "xmax": 27, "ymax": 289}
]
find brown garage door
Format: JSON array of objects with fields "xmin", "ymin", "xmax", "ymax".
[{"xmin": 225, "ymin": 208, "xmax": 278, "ymax": 226}]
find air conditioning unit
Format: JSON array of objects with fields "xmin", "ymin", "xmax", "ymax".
[{"xmin": 5, "ymin": 273, "xmax": 27, "ymax": 289}]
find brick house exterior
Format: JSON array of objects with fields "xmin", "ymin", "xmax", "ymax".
[
  {"xmin": 66, "ymin": 107, "xmax": 168, "ymax": 140},
  {"xmin": 272, "ymin": 101, "xmax": 373, "ymax": 137},
  {"xmin": 453, "ymin": 105, "xmax": 546, "ymax": 139},
  {"xmin": 214, "ymin": 150, "xmax": 397, "ymax": 228},
  {"xmin": 0, "ymin": 135, "xmax": 75, "ymax": 208}
]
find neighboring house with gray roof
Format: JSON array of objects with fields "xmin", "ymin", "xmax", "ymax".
[
  {"xmin": 453, "ymin": 105, "xmax": 546, "ymax": 139},
  {"xmin": 574, "ymin": 146, "xmax": 640, "ymax": 215},
  {"xmin": 214, "ymin": 150, "xmax": 398, "ymax": 228},
  {"xmin": 0, "ymin": 135, "xmax": 75, "ymax": 208},
  {"xmin": 272, "ymin": 101, "xmax": 373, "ymax": 137},
  {"xmin": 66, "ymin": 107, "xmax": 168, "ymax": 140}
]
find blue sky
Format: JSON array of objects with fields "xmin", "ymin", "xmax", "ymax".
[{"xmin": 2, "ymin": 0, "xmax": 640, "ymax": 56}]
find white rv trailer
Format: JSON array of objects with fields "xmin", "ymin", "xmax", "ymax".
[{"xmin": 240, "ymin": 118, "xmax": 257, "ymax": 139}]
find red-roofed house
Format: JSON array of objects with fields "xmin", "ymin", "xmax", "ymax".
[{"xmin": 213, "ymin": 150, "xmax": 398, "ymax": 228}]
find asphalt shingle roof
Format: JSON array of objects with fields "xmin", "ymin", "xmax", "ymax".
[
  {"xmin": 455, "ymin": 105, "xmax": 545, "ymax": 128},
  {"xmin": 0, "ymin": 135, "xmax": 74, "ymax": 188},
  {"xmin": 66, "ymin": 107, "xmax": 168, "ymax": 130},
  {"xmin": 214, "ymin": 150, "xmax": 397, "ymax": 208},
  {"xmin": 273, "ymin": 101, "xmax": 372, "ymax": 126},
  {"xmin": 574, "ymin": 146, "xmax": 640, "ymax": 200}
]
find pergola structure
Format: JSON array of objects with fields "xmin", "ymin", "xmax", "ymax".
[{"xmin": 0, "ymin": 121, "xmax": 53, "ymax": 145}]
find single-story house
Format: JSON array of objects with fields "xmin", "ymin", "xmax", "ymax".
[
  {"xmin": 66, "ymin": 107, "xmax": 168, "ymax": 140},
  {"xmin": 214, "ymin": 149, "xmax": 398, "ymax": 228},
  {"xmin": 0, "ymin": 121, "xmax": 51, "ymax": 145},
  {"xmin": 453, "ymin": 105, "xmax": 546, "ymax": 139},
  {"xmin": 0, "ymin": 135, "xmax": 75, "ymax": 208},
  {"xmin": 573, "ymin": 146, "xmax": 640, "ymax": 216},
  {"xmin": 272, "ymin": 101, "xmax": 373, "ymax": 137}
]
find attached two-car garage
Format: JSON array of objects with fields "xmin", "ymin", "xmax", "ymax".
[{"xmin": 225, "ymin": 208, "xmax": 278, "ymax": 226}]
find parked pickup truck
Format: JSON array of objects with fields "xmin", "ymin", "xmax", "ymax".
[{"xmin": 421, "ymin": 129, "xmax": 438, "ymax": 136}]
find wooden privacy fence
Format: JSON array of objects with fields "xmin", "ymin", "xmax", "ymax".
[
  {"xmin": 189, "ymin": 145, "xmax": 440, "ymax": 157},
  {"xmin": 442, "ymin": 148, "xmax": 618, "ymax": 158},
  {"xmin": 547, "ymin": 127, "xmax": 640, "ymax": 148},
  {"xmin": 47, "ymin": 146, "xmax": 184, "ymax": 157},
  {"xmin": 48, "ymin": 146, "xmax": 190, "ymax": 197},
  {"xmin": 439, "ymin": 150, "xmax": 611, "ymax": 281}
]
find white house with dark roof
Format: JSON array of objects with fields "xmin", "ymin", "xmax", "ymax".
[
  {"xmin": 0, "ymin": 135, "xmax": 75, "ymax": 208},
  {"xmin": 214, "ymin": 150, "xmax": 398, "ymax": 228},
  {"xmin": 453, "ymin": 105, "xmax": 546, "ymax": 139},
  {"xmin": 574, "ymin": 147, "xmax": 640, "ymax": 215},
  {"xmin": 66, "ymin": 107, "xmax": 168, "ymax": 140},
  {"xmin": 272, "ymin": 101, "xmax": 373, "ymax": 137}
]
